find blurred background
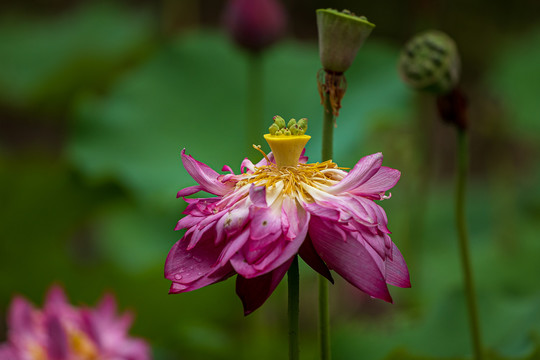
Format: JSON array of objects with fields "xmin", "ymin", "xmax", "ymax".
[{"xmin": 1, "ymin": 0, "xmax": 540, "ymax": 359}]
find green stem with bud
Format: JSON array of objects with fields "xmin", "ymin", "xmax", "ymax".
[
  {"xmin": 319, "ymin": 93, "xmax": 334, "ymax": 360},
  {"xmin": 456, "ymin": 128, "xmax": 483, "ymax": 360},
  {"xmin": 288, "ymin": 256, "xmax": 300, "ymax": 360}
]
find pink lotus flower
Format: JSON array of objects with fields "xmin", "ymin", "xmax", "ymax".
[
  {"xmin": 165, "ymin": 127, "xmax": 410, "ymax": 315},
  {"xmin": 0, "ymin": 286, "xmax": 151, "ymax": 360}
]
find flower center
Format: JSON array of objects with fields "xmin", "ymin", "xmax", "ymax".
[
  {"xmin": 69, "ymin": 329, "xmax": 99, "ymax": 360},
  {"xmin": 240, "ymin": 161, "xmax": 342, "ymax": 202}
]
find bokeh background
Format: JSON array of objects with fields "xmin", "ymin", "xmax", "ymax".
[{"xmin": 1, "ymin": 0, "xmax": 540, "ymax": 359}]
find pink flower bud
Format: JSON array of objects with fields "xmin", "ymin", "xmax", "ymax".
[{"xmin": 223, "ymin": 0, "xmax": 286, "ymax": 53}]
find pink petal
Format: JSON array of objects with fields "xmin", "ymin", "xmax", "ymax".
[
  {"xmin": 249, "ymin": 185, "xmax": 267, "ymax": 207},
  {"xmin": 298, "ymin": 148, "xmax": 308, "ymax": 163},
  {"xmin": 0, "ymin": 345, "xmax": 16, "ymax": 359},
  {"xmin": 305, "ymin": 202, "xmax": 340, "ymax": 221},
  {"xmin": 249, "ymin": 206, "xmax": 281, "ymax": 240},
  {"xmin": 223, "ymin": 205, "xmax": 250, "ymax": 236},
  {"xmin": 44, "ymin": 285, "xmax": 75, "ymax": 318},
  {"xmin": 175, "ymin": 215, "xmax": 200, "ymax": 231},
  {"xmin": 181, "ymin": 149, "xmax": 232, "ymax": 196},
  {"xmin": 95, "ymin": 293, "xmax": 117, "ymax": 320},
  {"xmin": 255, "ymin": 205, "xmax": 309, "ymax": 272},
  {"xmin": 177, "ymin": 185, "xmax": 204, "ymax": 197},
  {"xmin": 234, "ymin": 207, "xmax": 309, "ymax": 278},
  {"xmin": 298, "ymin": 235, "xmax": 333, "ymax": 283},
  {"xmin": 282, "ymin": 196, "xmax": 299, "ymax": 239},
  {"xmin": 254, "ymin": 152, "xmax": 276, "ymax": 167},
  {"xmin": 169, "ymin": 263, "xmax": 235, "ymax": 294},
  {"xmin": 222, "ymin": 165, "xmax": 234, "ymax": 173},
  {"xmin": 165, "ymin": 229, "xmax": 231, "ymax": 291},
  {"xmin": 327, "ymin": 153, "xmax": 383, "ymax": 194},
  {"xmin": 45, "ymin": 285, "xmax": 69, "ymax": 307},
  {"xmin": 343, "ymin": 196, "xmax": 378, "ymax": 226},
  {"xmin": 241, "ymin": 158, "xmax": 256, "ymax": 173},
  {"xmin": 360, "ymin": 230, "xmax": 387, "ymax": 261},
  {"xmin": 351, "ymin": 166, "xmax": 401, "ymax": 197},
  {"xmin": 45, "ymin": 314, "xmax": 68, "ymax": 360},
  {"xmin": 217, "ymin": 229, "xmax": 250, "ymax": 266},
  {"xmin": 235, "ymin": 258, "xmax": 293, "ymax": 315},
  {"xmin": 385, "ymin": 243, "xmax": 411, "ymax": 288},
  {"xmin": 8, "ymin": 296, "xmax": 35, "ymax": 334},
  {"xmin": 309, "ymin": 218, "xmax": 393, "ymax": 302}
]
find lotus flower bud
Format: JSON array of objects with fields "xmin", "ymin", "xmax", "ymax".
[
  {"xmin": 223, "ymin": 0, "xmax": 286, "ymax": 54},
  {"xmin": 398, "ymin": 30, "xmax": 461, "ymax": 94},
  {"xmin": 317, "ymin": 9, "xmax": 375, "ymax": 73},
  {"xmin": 273, "ymin": 115, "xmax": 286, "ymax": 129}
]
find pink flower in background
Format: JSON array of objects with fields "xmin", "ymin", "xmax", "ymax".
[
  {"xmin": 165, "ymin": 123, "xmax": 410, "ymax": 315},
  {"xmin": 0, "ymin": 286, "xmax": 151, "ymax": 360}
]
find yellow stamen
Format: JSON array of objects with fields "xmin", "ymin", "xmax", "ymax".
[
  {"xmin": 69, "ymin": 328, "xmax": 99, "ymax": 360},
  {"xmin": 238, "ymin": 161, "xmax": 342, "ymax": 202},
  {"xmin": 252, "ymin": 144, "xmax": 274, "ymax": 167}
]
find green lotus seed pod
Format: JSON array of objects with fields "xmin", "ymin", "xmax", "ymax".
[
  {"xmin": 317, "ymin": 9, "xmax": 375, "ymax": 73},
  {"xmin": 269, "ymin": 123, "xmax": 279, "ymax": 135},
  {"xmin": 287, "ymin": 118, "xmax": 297, "ymax": 129},
  {"xmin": 275, "ymin": 129, "xmax": 283, "ymax": 135},
  {"xmin": 297, "ymin": 118, "xmax": 308, "ymax": 132},
  {"xmin": 398, "ymin": 30, "xmax": 461, "ymax": 94},
  {"xmin": 273, "ymin": 115, "xmax": 286, "ymax": 129}
]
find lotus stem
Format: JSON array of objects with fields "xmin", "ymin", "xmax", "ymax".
[
  {"xmin": 288, "ymin": 256, "xmax": 300, "ymax": 360},
  {"xmin": 319, "ymin": 93, "xmax": 334, "ymax": 360},
  {"xmin": 456, "ymin": 128, "xmax": 483, "ymax": 360}
]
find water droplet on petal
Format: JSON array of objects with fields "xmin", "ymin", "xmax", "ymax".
[
  {"xmin": 193, "ymin": 256, "xmax": 202, "ymax": 263},
  {"xmin": 174, "ymin": 274, "xmax": 183, "ymax": 280}
]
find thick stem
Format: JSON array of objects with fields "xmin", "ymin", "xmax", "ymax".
[
  {"xmin": 322, "ymin": 95, "xmax": 334, "ymax": 161},
  {"xmin": 247, "ymin": 53, "xmax": 264, "ymax": 155},
  {"xmin": 318, "ymin": 93, "xmax": 334, "ymax": 360},
  {"xmin": 456, "ymin": 128, "xmax": 483, "ymax": 360},
  {"xmin": 288, "ymin": 256, "xmax": 300, "ymax": 360}
]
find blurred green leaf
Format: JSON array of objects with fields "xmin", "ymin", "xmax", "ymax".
[
  {"xmin": 488, "ymin": 27, "xmax": 540, "ymax": 139},
  {"xmin": 0, "ymin": 2, "xmax": 152, "ymax": 114},
  {"xmin": 93, "ymin": 201, "xmax": 176, "ymax": 274}
]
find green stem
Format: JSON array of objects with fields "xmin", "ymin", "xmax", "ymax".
[
  {"xmin": 247, "ymin": 53, "xmax": 264, "ymax": 155},
  {"xmin": 288, "ymin": 256, "xmax": 300, "ymax": 360},
  {"xmin": 456, "ymin": 128, "xmax": 483, "ymax": 360},
  {"xmin": 319, "ymin": 93, "xmax": 333, "ymax": 360},
  {"xmin": 318, "ymin": 275, "xmax": 331, "ymax": 360},
  {"xmin": 322, "ymin": 95, "xmax": 334, "ymax": 161}
]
